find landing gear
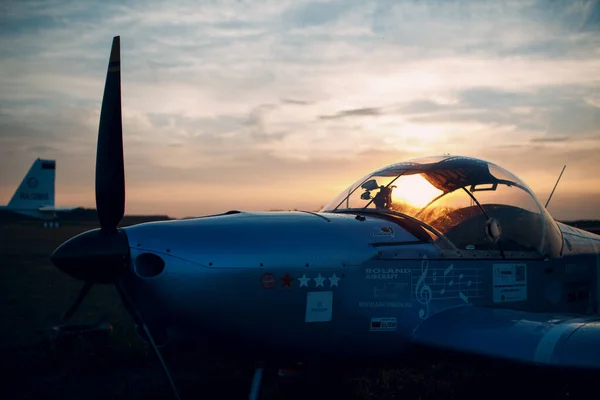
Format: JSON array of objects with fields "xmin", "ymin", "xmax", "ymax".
[
  {"xmin": 249, "ymin": 366, "xmax": 264, "ymax": 400},
  {"xmin": 248, "ymin": 362, "xmax": 305, "ymax": 400}
]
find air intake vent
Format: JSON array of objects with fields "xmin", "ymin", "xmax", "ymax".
[{"xmin": 134, "ymin": 253, "xmax": 165, "ymax": 278}]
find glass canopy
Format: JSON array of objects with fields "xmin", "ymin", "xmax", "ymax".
[{"xmin": 321, "ymin": 155, "xmax": 563, "ymax": 256}]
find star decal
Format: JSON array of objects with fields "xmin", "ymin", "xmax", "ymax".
[
  {"xmin": 314, "ymin": 273, "xmax": 325, "ymax": 287},
  {"xmin": 298, "ymin": 274, "xmax": 310, "ymax": 287},
  {"xmin": 281, "ymin": 272, "xmax": 294, "ymax": 288},
  {"xmin": 328, "ymin": 273, "xmax": 340, "ymax": 287}
]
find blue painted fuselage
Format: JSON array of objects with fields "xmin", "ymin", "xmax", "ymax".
[{"xmin": 118, "ymin": 210, "xmax": 600, "ymax": 368}]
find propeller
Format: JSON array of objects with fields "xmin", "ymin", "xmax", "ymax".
[
  {"xmin": 61, "ymin": 281, "xmax": 93, "ymax": 322},
  {"xmin": 53, "ymin": 36, "xmax": 129, "ymax": 320},
  {"xmin": 50, "ymin": 36, "xmax": 181, "ymax": 400},
  {"xmin": 95, "ymin": 35, "xmax": 125, "ymax": 233}
]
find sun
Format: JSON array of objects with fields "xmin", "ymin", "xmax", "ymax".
[{"xmin": 392, "ymin": 174, "xmax": 443, "ymax": 209}]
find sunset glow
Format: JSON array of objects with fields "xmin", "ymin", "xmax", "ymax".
[
  {"xmin": 392, "ymin": 174, "xmax": 443, "ymax": 209},
  {"xmin": 0, "ymin": 1, "xmax": 599, "ymax": 220}
]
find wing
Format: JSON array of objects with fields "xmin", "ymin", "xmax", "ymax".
[
  {"xmin": 411, "ymin": 306, "xmax": 600, "ymax": 370},
  {"xmin": 38, "ymin": 206, "xmax": 79, "ymax": 212}
]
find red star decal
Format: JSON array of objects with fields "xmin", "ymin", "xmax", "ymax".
[{"xmin": 280, "ymin": 272, "xmax": 294, "ymax": 288}]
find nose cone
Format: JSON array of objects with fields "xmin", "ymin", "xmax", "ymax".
[{"xmin": 50, "ymin": 228, "xmax": 131, "ymax": 284}]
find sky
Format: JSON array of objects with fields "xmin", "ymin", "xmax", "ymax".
[{"xmin": 0, "ymin": 0, "xmax": 599, "ymax": 220}]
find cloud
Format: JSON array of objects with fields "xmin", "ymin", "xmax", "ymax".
[
  {"xmin": 1, "ymin": 0, "xmax": 600, "ymax": 220},
  {"xmin": 281, "ymin": 98, "xmax": 312, "ymax": 105},
  {"xmin": 245, "ymin": 104, "xmax": 287, "ymax": 141},
  {"xmin": 531, "ymin": 137, "xmax": 569, "ymax": 143},
  {"xmin": 284, "ymin": 0, "xmax": 353, "ymax": 28},
  {"xmin": 546, "ymin": 99, "xmax": 600, "ymax": 136},
  {"xmin": 319, "ymin": 107, "xmax": 382, "ymax": 120},
  {"xmin": 27, "ymin": 144, "xmax": 58, "ymax": 153},
  {"xmin": 396, "ymin": 87, "xmax": 600, "ymax": 143}
]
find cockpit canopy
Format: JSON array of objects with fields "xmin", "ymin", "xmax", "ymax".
[{"xmin": 321, "ymin": 155, "xmax": 562, "ymax": 257}]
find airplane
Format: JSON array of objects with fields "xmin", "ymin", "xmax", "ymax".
[
  {"xmin": 0, "ymin": 158, "xmax": 78, "ymax": 227},
  {"xmin": 49, "ymin": 36, "xmax": 600, "ymax": 400}
]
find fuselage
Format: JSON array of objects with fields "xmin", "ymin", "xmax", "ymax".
[{"xmin": 118, "ymin": 210, "xmax": 600, "ymax": 365}]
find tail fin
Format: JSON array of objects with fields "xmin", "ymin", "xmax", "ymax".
[{"xmin": 8, "ymin": 158, "xmax": 56, "ymax": 210}]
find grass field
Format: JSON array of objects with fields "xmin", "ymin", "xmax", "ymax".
[{"xmin": 0, "ymin": 221, "xmax": 597, "ymax": 400}]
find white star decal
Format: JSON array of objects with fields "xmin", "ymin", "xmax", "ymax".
[
  {"xmin": 314, "ymin": 273, "xmax": 325, "ymax": 287},
  {"xmin": 328, "ymin": 273, "xmax": 340, "ymax": 287},
  {"xmin": 298, "ymin": 274, "xmax": 310, "ymax": 287}
]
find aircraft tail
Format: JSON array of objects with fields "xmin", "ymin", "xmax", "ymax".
[{"xmin": 8, "ymin": 158, "xmax": 56, "ymax": 210}]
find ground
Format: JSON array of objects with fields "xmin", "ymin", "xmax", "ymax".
[{"xmin": 0, "ymin": 220, "xmax": 597, "ymax": 400}]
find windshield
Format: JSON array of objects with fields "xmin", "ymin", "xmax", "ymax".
[{"xmin": 321, "ymin": 156, "xmax": 562, "ymax": 255}]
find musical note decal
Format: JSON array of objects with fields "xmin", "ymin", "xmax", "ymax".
[
  {"xmin": 411, "ymin": 256, "xmax": 483, "ymax": 319},
  {"xmin": 415, "ymin": 255, "xmax": 432, "ymax": 319}
]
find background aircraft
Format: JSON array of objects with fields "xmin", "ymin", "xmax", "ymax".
[
  {"xmin": 0, "ymin": 158, "xmax": 77, "ymax": 226},
  {"xmin": 50, "ymin": 36, "xmax": 600, "ymax": 400}
]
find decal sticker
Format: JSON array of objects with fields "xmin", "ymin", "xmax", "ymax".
[
  {"xmin": 19, "ymin": 192, "xmax": 49, "ymax": 200},
  {"xmin": 372, "ymin": 227, "xmax": 395, "ymax": 238},
  {"xmin": 358, "ymin": 258, "xmax": 484, "ymax": 313},
  {"xmin": 415, "ymin": 256, "xmax": 432, "ymax": 319},
  {"xmin": 370, "ymin": 317, "xmax": 397, "ymax": 332},
  {"xmin": 358, "ymin": 279, "xmax": 412, "ymax": 307},
  {"xmin": 305, "ymin": 291, "xmax": 333, "ymax": 323},
  {"xmin": 493, "ymin": 264, "xmax": 527, "ymax": 303},
  {"xmin": 566, "ymin": 286, "xmax": 589, "ymax": 303},
  {"xmin": 365, "ymin": 268, "xmax": 411, "ymax": 280},
  {"xmin": 295, "ymin": 273, "xmax": 343, "ymax": 288},
  {"xmin": 409, "ymin": 261, "xmax": 482, "ymax": 311},
  {"xmin": 439, "ymin": 265, "xmax": 453, "ymax": 295},
  {"xmin": 27, "ymin": 177, "xmax": 39, "ymax": 189},
  {"xmin": 281, "ymin": 272, "xmax": 295, "ymax": 288},
  {"xmin": 328, "ymin": 273, "xmax": 340, "ymax": 287},
  {"xmin": 314, "ymin": 273, "xmax": 325, "ymax": 287},
  {"xmin": 374, "ymin": 282, "xmax": 410, "ymax": 301},
  {"xmin": 261, "ymin": 273, "xmax": 276, "ymax": 289},
  {"xmin": 359, "ymin": 301, "xmax": 412, "ymax": 308},
  {"xmin": 298, "ymin": 274, "xmax": 310, "ymax": 287}
]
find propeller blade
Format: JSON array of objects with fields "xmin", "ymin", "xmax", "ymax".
[
  {"xmin": 140, "ymin": 323, "xmax": 181, "ymax": 400},
  {"xmin": 61, "ymin": 281, "xmax": 94, "ymax": 322},
  {"xmin": 96, "ymin": 36, "xmax": 125, "ymax": 232},
  {"xmin": 116, "ymin": 282, "xmax": 182, "ymax": 400}
]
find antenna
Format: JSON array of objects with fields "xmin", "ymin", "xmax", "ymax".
[{"xmin": 545, "ymin": 165, "xmax": 566, "ymax": 208}]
